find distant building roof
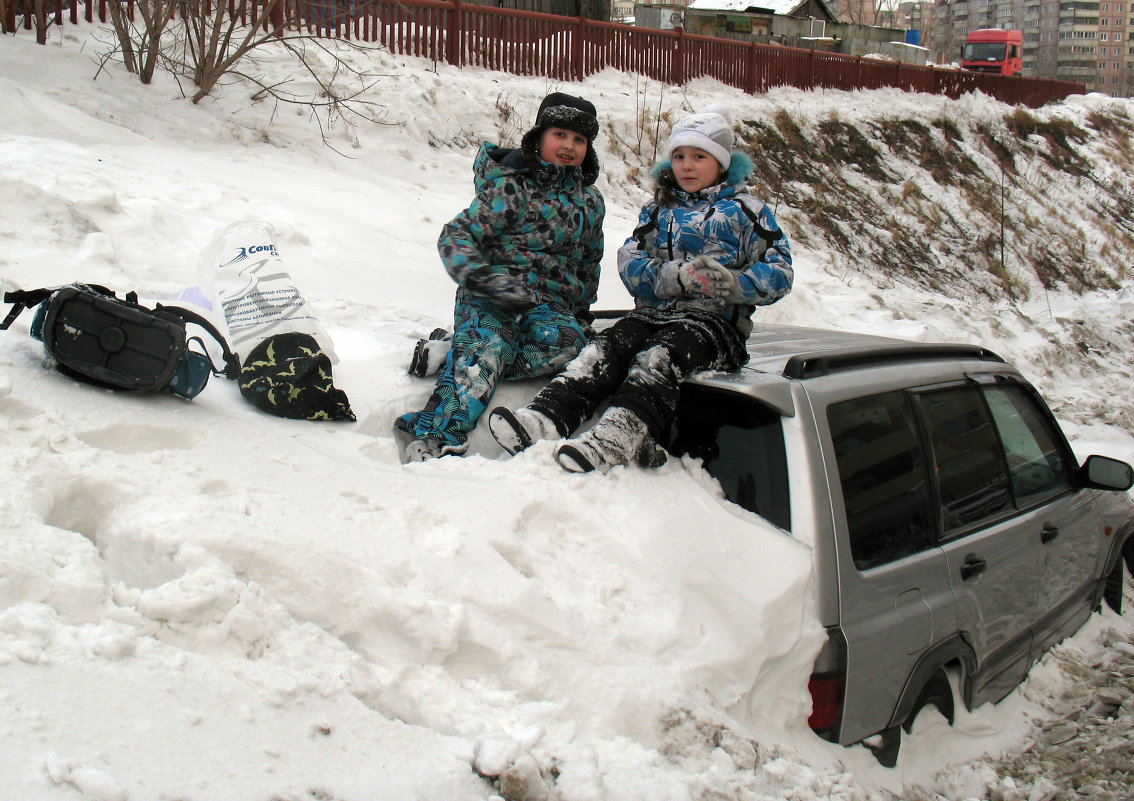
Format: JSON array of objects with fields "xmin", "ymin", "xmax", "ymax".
[{"xmin": 688, "ymin": 0, "xmax": 831, "ymax": 16}]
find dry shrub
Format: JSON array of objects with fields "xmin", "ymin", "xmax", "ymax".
[
  {"xmin": 884, "ymin": 119, "xmax": 982, "ymax": 186},
  {"xmin": 737, "ymin": 117, "xmax": 823, "ymax": 202},
  {"xmin": 977, "ymin": 122, "xmax": 1018, "ymax": 175},
  {"xmin": 817, "ymin": 119, "xmax": 892, "ymax": 183},
  {"xmin": 871, "ymin": 118, "xmax": 930, "ymax": 161},
  {"xmin": 494, "ymin": 92, "xmax": 524, "ymax": 147},
  {"xmin": 735, "ymin": 98, "xmax": 1125, "ymax": 304},
  {"xmin": 1004, "ymin": 110, "xmax": 1091, "ymax": 176},
  {"xmin": 1004, "ymin": 107, "xmax": 1039, "ymax": 138},
  {"xmin": 1086, "ymin": 107, "xmax": 1134, "ymax": 167},
  {"xmin": 773, "ymin": 107, "xmax": 807, "ymax": 150}
]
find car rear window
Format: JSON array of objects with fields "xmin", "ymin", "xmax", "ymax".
[
  {"xmin": 828, "ymin": 390, "xmax": 936, "ymax": 569},
  {"xmin": 667, "ymin": 386, "xmax": 791, "ymax": 532}
]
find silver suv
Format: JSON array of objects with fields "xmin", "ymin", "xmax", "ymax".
[{"xmin": 662, "ymin": 323, "xmax": 1134, "ymax": 765}]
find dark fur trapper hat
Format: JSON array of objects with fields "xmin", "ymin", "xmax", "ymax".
[
  {"xmin": 519, "ymin": 92, "xmax": 601, "ymax": 185},
  {"xmin": 534, "ymin": 92, "xmax": 599, "ymax": 141}
]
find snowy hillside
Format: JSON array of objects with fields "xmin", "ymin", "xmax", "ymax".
[{"xmin": 1, "ymin": 24, "xmax": 1133, "ymax": 801}]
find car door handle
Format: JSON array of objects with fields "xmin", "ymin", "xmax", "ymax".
[
  {"xmin": 960, "ymin": 557, "xmax": 987, "ymax": 581},
  {"xmin": 1041, "ymin": 523, "xmax": 1060, "ymax": 544}
]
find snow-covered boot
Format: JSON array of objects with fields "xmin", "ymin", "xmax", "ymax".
[
  {"xmin": 407, "ymin": 328, "xmax": 451, "ymax": 377},
  {"xmin": 403, "ymin": 438, "xmax": 468, "ymax": 462},
  {"xmin": 499, "ymin": 755, "xmax": 550, "ymax": 801},
  {"xmin": 555, "ymin": 406, "xmax": 649, "ymax": 474},
  {"xmin": 394, "ymin": 427, "xmax": 468, "ymax": 463},
  {"xmin": 488, "ymin": 406, "xmax": 561, "ymax": 455},
  {"xmin": 636, "ymin": 435, "xmax": 669, "ymax": 469}
]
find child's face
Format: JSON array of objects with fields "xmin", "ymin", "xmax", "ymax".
[
  {"xmin": 671, "ymin": 146, "xmax": 724, "ymax": 193},
  {"xmin": 538, "ymin": 127, "xmax": 588, "ymax": 167}
]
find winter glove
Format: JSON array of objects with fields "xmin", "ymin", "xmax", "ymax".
[
  {"xmin": 467, "ymin": 271, "xmax": 537, "ymax": 312},
  {"xmin": 677, "ymin": 256, "xmax": 737, "ymax": 300}
]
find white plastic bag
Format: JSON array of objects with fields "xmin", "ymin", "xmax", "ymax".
[{"xmin": 197, "ymin": 221, "xmax": 338, "ymax": 363}]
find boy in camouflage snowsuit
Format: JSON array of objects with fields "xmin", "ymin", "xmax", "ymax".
[
  {"xmin": 395, "ymin": 93, "xmax": 605, "ymax": 461},
  {"xmin": 488, "ymin": 104, "xmax": 793, "ymax": 473}
]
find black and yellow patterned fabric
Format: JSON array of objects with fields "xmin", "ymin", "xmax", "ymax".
[{"xmin": 238, "ymin": 332, "xmax": 354, "ymax": 421}]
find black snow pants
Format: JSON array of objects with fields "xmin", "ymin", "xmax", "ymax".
[{"xmin": 528, "ymin": 313, "xmax": 722, "ymax": 440}]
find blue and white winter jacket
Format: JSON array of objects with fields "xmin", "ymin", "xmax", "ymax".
[
  {"xmin": 617, "ymin": 151, "xmax": 792, "ymax": 340},
  {"xmin": 438, "ymin": 143, "xmax": 605, "ymax": 324}
]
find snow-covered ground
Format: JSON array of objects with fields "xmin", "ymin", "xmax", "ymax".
[{"xmin": 1, "ymin": 24, "xmax": 1132, "ymax": 801}]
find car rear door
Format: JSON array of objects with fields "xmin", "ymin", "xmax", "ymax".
[{"xmin": 824, "ymin": 388, "xmax": 957, "ymax": 744}]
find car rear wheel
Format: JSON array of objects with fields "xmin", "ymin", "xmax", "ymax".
[{"xmin": 868, "ymin": 666, "xmax": 956, "ymax": 767}]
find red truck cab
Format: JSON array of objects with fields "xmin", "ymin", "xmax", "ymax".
[{"xmin": 961, "ymin": 28, "xmax": 1023, "ymax": 75}]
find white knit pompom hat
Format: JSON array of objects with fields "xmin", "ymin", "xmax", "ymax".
[{"xmin": 667, "ymin": 103, "xmax": 734, "ymax": 169}]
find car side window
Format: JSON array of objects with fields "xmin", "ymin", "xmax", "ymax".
[
  {"xmin": 983, "ymin": 384, "xmax": 1071, "ymax": 507},
  {"xmin": 828, "ymin": 391, "xmax": 936, "ymax": 570},
  {"xmin": 669, "ymin": 387, "xmax": 791, "ymax": 532},
  {"xmin": 918, "ymin": 387, "xmax": 1013, "ymax": 536}
]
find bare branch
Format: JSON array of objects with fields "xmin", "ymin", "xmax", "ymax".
[{"xmin": 94, "ymin": 0, "xmax": 400, "ymax": 149}]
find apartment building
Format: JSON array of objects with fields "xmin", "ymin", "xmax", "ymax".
[{"xmin": 932, "ymin": 0, "xmax": 1131, "ymax": 95}]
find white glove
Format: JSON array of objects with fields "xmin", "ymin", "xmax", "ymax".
[{"xmin": 677, "ymin": 256, "xmax": 736, "ymax": 300}]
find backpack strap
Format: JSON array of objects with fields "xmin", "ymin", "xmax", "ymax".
[
  {"xmin": 631, "ymin": 206, "xmax": 661, "ymax": 247},
  {"xmin": 1, "ymin": 288, "xmax": 54, "ymax": 330},
  {"xmin": 156, "ymin": 303, "xmax": 241, "ymax": 380},
  {"xmin": 3, "ymin": 284, "xmax": 123, "ymax": 331},
  {"xmin": 736, "ymin": 197, "xmax": 782, "ymax": 253}
]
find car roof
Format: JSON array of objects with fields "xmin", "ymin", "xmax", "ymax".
[
  {"xmin": 592, "ymin": 314, "xmax": 1008, "ymax": 412},
  {"xmin": 740, "ymin": 323, "xmax": 1004, "ymax": 378},
  {"xmin": 685, "ymin": 323, "xmax": 1007, "ymax": 416}
]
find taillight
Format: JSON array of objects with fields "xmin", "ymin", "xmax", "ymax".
[{"xmin": 807, "ymin": 671, "xmax": 845, "ymax": 737}]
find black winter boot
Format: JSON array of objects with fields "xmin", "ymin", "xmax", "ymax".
[{"xmin": 555, "ymin": 406, "xmax": 650, "ymax": 474}]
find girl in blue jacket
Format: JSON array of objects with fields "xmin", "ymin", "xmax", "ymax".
[
  {"xmin": 489, "ymin": 104, "xmax": 792, "ymax": 473},
  {"xmin": 395, "ymin": 93, "xmax": 605, "ymax": 461}
]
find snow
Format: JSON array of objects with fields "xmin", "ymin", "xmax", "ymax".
[{"xmin": 2, "ymin": 23, "xmax": 1133, "ymax": 801}]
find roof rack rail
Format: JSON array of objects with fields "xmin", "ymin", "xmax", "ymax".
[{"xmin": 782, "ymin": 343, "xmax": 1005, "ymax": 380}]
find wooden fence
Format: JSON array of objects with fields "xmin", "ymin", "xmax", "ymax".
[{"xmin": 1, "ymin": 0, "xmax": 1085, "ymax": 108}]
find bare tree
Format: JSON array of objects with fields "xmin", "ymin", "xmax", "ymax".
[
  {"xmin": 32, "ymin": 0, "xmax": 50, "ymax": 44},
  {"xmin": 175, "ymin": 0, "xmax": 294, "ymax": 101},
  {"xmin": 835, "ymin": 0, "xmax": 886, "ymax": 26},
  {"xmin": 97, "ymin": 0, "xmax": 393, "ymax": 144},
  {"xmin": 104, "ymin": 0, "xmax": 177, "ymax": 82}
]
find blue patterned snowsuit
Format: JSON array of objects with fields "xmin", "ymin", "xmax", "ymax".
[
  {"xmin": 529, "ymin": 151, "xmax": 793, "ymax": 440},
  {"xmin": 618, "ymin": 152, "xmax": 793, "ymax": 343},
  {"xmin": 396, "ymin": 143, "xmax": 605, "ymax": 448}
]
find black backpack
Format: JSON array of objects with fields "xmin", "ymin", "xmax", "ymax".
[{"xmin": 2, "ymin": 283, "xmax": 239, "ymax": 400}]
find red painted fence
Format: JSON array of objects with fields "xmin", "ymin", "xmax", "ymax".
[{"xmin": 1, "ymin": 0, "xmax": 1084, "ymax": 108}]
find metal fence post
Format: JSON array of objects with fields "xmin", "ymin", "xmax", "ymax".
[
  {"xmin": 573, "ymin": 15, "xmax": 585, "ymax": 82},
  {"xmin": 447, "ymin": 0, "xmax": 461, "ymax": 68},
  {"xmin": 268, "ymin": 0, "xmax": 283, "ymax": 33},
  {"xmin": 746, "ymin": 40, "xmax": 757, "ymax": 93},
  {"xmin": 672, "ymin": 26, "xmax": 685, "ymax": 86}
]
